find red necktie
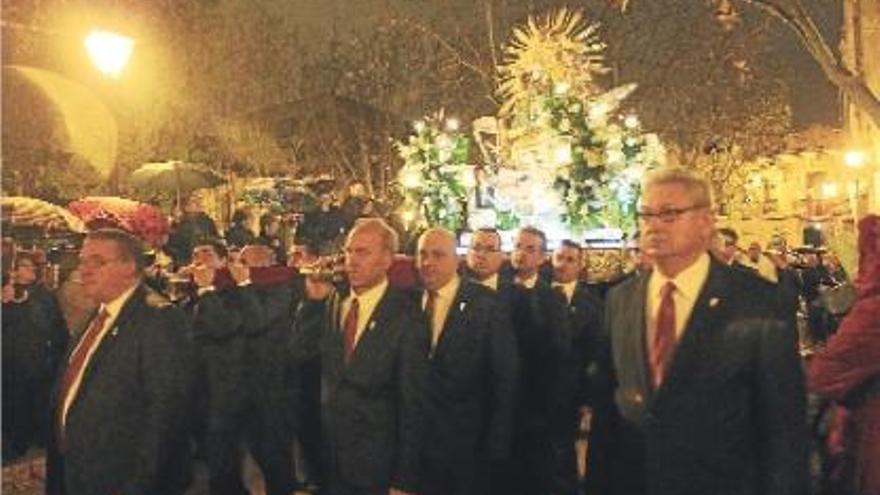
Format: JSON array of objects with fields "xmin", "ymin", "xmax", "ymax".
[
  {"xmin": 650, "ymin": 281, "xmax": 676, "ymax": 387},
  {"xmin": 56, "ymin": 307, "xmax": 110, "ymax": 446},
  {"xmin": 342, "ymin": 298, "xmax": 359, "ymax": 362}
]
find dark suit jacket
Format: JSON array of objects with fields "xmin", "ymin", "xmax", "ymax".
[
  {"xmin": 243, "ymin": 282, "xmax": 299, "ymax": 392},
  {"xmin": 47, "ymin": 284, "xmax": 197, "ymax": 495},
  {"xmin": 190, "ymin": 284, "xmax": 264, "ymax": 417},
  {"xmin": 605, "ymin": 257, "xmax": 808, "ymax": 495},
  {"xmin": 563, "ymin": 282, "xmax": 614, "ymax": 495},
  {"xmin": 421, "ymin": 280, "xmax": 519, "ymax": 463},
  {"xmin": 293, "ymin": 284, "xmax": 430, "ymax": 492},
  {"xmin": 499, "ymin": 280, "xmax": 572, "ymax": 438},
  {"xmin": 565, "ymin": 282, "xmax": 606, "ymax": 409}
]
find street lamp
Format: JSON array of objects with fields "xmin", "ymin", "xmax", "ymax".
[
  {"xmin": 84, "ymin": 29, "xmax": 134, "ymax": 78},
  {"xmin": 844, "ymin": 150, "xmax": 866, "ymax": 168}
]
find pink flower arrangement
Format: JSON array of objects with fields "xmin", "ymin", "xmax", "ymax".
[{"xmin": 68, "ymin": 197, "xmax": 169, "ymax": 248}]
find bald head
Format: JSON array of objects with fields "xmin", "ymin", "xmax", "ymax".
[{"xmin": 417, "ymin": 228, "xmax": 459, "ymax": 291}]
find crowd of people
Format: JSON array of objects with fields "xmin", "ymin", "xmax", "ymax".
[{"xmin": 2, "ymin": 167, "xmax": 878, "ymax": 495}]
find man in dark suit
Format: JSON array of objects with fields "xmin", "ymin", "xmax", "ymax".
[
  {"xmin": 2, "ymin": 253, "xmax": 68, "ymax": 458},
  {"xmin": 605, "ymin": 168, "xmax": 807, "ymax": 495},
  {"xmin": 189, "ymin": 241, "xmax": 299, "ymax": 495},
  {"xmin": 507, "ymin": 227, "xmax": 573, "ymax": 495},
  {"xmin": 287, "ymin": 241, "xmax": 323, "ymax": 491},
  {"xmin": 294, "ymin": 218, "xmax": 430, "ymax": 495},
  {"xmin": 464, "ymin": 227, "xmax": 507, "ymax": 292},
  {"xmin": 415, "ymin": 228, "xmax": 518, "ymax": 495},
  {"xmin": 550, "ymin": 240, "xmax": 611, "ymax": 495},
  {"xmin": 47, "ymin": 229, "xmax": 196, "ymax": 495}
]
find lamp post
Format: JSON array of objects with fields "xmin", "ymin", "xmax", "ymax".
[
  {"xmin": 844, "ymin": 149, "xmax": 866, "ymax": 227},
  {"xmin": 84, "ymin": 29, "xmax": 134, "ymax": 78}
]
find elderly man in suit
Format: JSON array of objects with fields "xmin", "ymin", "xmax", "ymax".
[
  {"xmin": 605, "ymin": 168, "xmax": 807, "ymax": 495},
  {"xmin": 47, "ymin": 229, "xmax": 196, "ymax": 495},
  {"xmin": 416, "ymin": 228, "xmax": 519, "ymax": 495},
  {"xmin": 294, "ymin": 218, "xmax": 430, "ymax": 495}
]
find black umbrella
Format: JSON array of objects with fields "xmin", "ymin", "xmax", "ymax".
[{"xmin": 130, "ymin": 160, "xmax": 226, "ymax": 209}]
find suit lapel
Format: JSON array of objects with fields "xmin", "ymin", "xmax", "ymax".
[
  {"xmin": 344, "ymin": 286, "xmax": 393, "ymax": 368},
  {"xmin": 432, "ymin": 282, "xmax": 469, "ymax": 356},
  {"xmin": 627, "ymin": 274, "xmax": 654, "ymax": 402},
  {"xmin": 71, "ymin": 284, "xmax": 146, "ymax": 408},
  {"xmin": 325, "ymin": 290, "xmax": 347, "ymax": 375},
  {"xmin": 653, "ymin": 261, "xmax": 728, "ymax": 399}
]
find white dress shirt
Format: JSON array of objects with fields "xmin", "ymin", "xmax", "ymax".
[
  {"xmin": 60, "ymin": 282, "xmax": 139, "ymax": 428},
  {"xmin": 646, "ymin": 253, "xmax": 711, "ymax": 340},
  {"xmin": 341, "ymin": 278, "xmax": 389, "ymax": 346},
  {"xmin": 423, "ymin": 275, "xmax": 461, "ymax": 346},
  {"xmin": 552, "ymin": 280, "xmax": 578, "ymax": 305},
  {"xmin": 515, "ymin": 273, "xmax": 539, "ymax": 289},
  {"xmin": 475, "ymin": 273, "xmax": 499, "ymax": 291}
]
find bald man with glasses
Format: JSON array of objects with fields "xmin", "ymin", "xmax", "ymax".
[{"xmin": 604, "ymin": 168, "xmax": 807, "ymax": 495}]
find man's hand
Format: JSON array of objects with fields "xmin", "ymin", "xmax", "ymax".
[
  {"xmin": 2, "ymin": 281, "xmax": 15, "ymax": 303},
  {"xmin": 578, "ymin": 406, "xmax": 593, "ymax": 432},
  {"xmin": 229, "ymin": 261, "xmax": 250, "ymax": 285},
  {"xmin": 192, "ymin": 265, "xmax": 216, "ymax": 288}
]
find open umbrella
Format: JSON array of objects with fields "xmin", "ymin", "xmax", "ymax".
[
  {"xmin": 130, "ymin": 160, "xmax": 225, "ymax": 209},
  {"xmin": 68, "ymin": 197, "xmax": 169, "ymax": 248},
  {"xmin": 1, "ymin": 196, "xmax": 86, "ymax": 233}
]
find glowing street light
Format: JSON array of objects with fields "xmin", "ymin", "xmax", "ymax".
[
  {"xmin": 844, "ymin": 149, "xmax": 866, "ymax": 168},
  {"xmin": 820, "ymin": 182, "xmax": 838, "ymax": 200},
  {"xmin": 84, "ymin": 29, "xmax": 134, "ymax": 78}
]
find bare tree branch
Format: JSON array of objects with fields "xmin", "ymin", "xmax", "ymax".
[{"xmin": 745, "ymin": 0, "xmax": 880, "ymax": 127}]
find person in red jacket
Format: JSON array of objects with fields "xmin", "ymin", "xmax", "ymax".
[{"xmin": 809, "ymin": 214, "xmax": 880, "ymax": 495}]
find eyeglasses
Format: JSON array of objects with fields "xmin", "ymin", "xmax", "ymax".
[{"xmin": 637, "ymin": 204, "xmax": 707, "ymax": 223}]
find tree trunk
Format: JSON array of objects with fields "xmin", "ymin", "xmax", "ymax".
[{"xmin": 747, "ymin": 0, "xmax": 880, "ymax": 128}]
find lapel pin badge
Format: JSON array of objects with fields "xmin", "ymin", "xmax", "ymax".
[
  {"xmin": 709, "ymin": 297, "xmax": 720, "ymax": 308},
  {"xmin": 111, "ymin": 326, "xmax": 119, "ymax": 336},
  {"xmin": 459, "ymin": 302, "xmax": 466, "ymax": 312},
  {"xmin": 368, "ymin": 321, "xmax": 376, "ymax": 331}
]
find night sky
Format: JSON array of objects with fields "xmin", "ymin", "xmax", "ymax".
[{"xmin": 254, "ymin": 0, "xmax": 844, "ymax": 129}]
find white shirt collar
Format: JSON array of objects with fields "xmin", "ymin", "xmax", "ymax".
[
  {"xmin": 516, "ymin": 273, "xmax": 539, "ymax": 289},
  {"xmin": 348, "ymin": 277, "xmax": 388, "ymax": 306},
  {"xmin": 102, "ymin": 282, "xmax": 140, "ymax": 326},
  {"xmin": 424, "ymin": 275, "xmax": 461, "ymax": 348},
  {"xmin": 650, "ymin": 253, "xmax": 711, "ymax": 302},
  {"xmin": 552, "ymin": 279, "xmax": 578, "ymax": 303},
  {"xmin": 344, "ymin": 277, "xmax": 389, "ymax": 344},
  {"xmin": 647, "ymin": 253, "xmax": 711, "ymax": 338},
  {"xmin": 428, "ymin": 274, "xmax": 460, "ymax": 300},
  {"xmin": 476, "ymin": 273, "xmax": 499, "ymax": 291}
]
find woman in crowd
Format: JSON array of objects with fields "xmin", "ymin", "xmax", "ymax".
[{"xmin": 809, "ymin": 214, "xmax": 880, "ymax": 495}]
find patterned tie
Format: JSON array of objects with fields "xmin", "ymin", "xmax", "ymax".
[
  {"xmin": 342, "ymin": 297, "xmax": 359, "ymax": 362},
  {"xmin": 425, "ymin": 290, "xmax": 439, "ymax": 347},
  {"xmin": 650, "ymin": 281, "xmax": 677, "ymax": 387},
  {"xmin": 56, "ymin": 307, "xmax": 110, "ymax": 446}
]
